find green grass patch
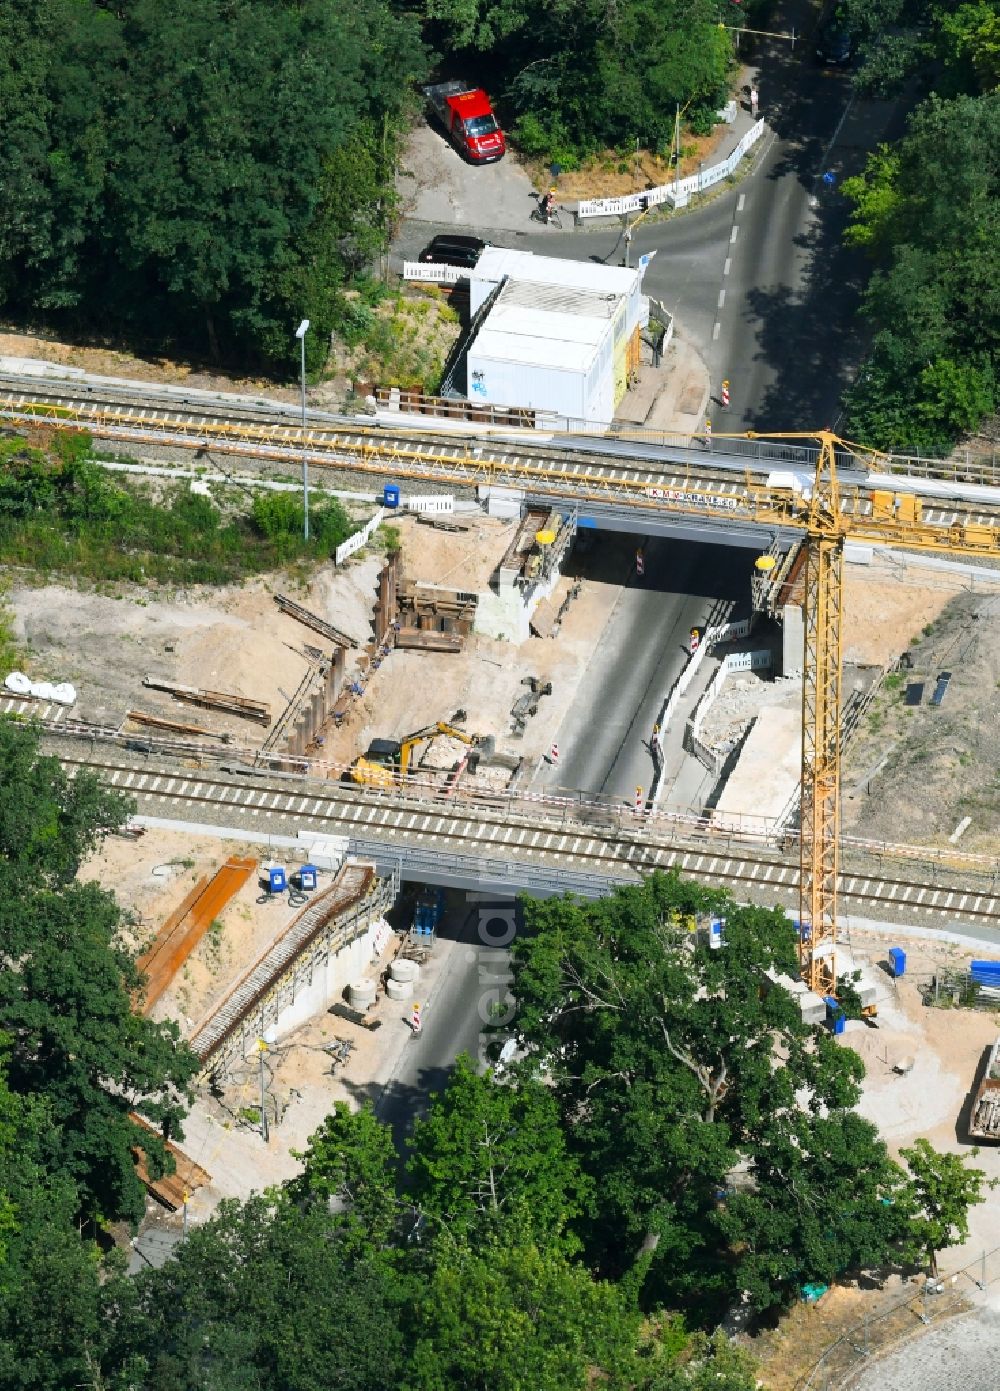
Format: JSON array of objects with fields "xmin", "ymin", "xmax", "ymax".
[{"xmin": 0, "ymin": 431, "xmax": 363, "ymax": 586}]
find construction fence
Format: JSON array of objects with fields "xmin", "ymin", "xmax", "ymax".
[
  {"xmin": 577, "ymin": 118, "xmax": 766, "ymax": 218},
  {"xmin": 796, "ymin": 1245, "xmax": 1000, "ymax": 1390}
]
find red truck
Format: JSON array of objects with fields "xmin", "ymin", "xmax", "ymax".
[{"xmin": 424, "ymin": 82, "xmax": 506, "ymax": 164}]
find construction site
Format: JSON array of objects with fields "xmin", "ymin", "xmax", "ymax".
[{"xmin": 0, "ymin": 401, "xmax": 996, "ymax": 1324}]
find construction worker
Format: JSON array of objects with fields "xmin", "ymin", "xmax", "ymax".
[{"xmin": 541, "ymin": 187, "xmax": 557, "ymax": 222}]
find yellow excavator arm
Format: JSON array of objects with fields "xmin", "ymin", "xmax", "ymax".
[{"xmin": 349, "ymin": 721, "xmax": 480, "ymax": 785}]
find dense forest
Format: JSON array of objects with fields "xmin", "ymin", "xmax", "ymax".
[
  {"xmin": 1, "ymin": 722, "xmax": 991, "ymax": 1390},
  {"xmin": 0, "ymin": 0, "xmax": 426, "ymax": 373},
  {"xmin": 840, "ymin": 0, "xmax": 1000, "ymax": 452}
]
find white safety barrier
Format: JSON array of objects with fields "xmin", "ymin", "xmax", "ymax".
[
  {"xmin": 577, "ymin": 119, "xmax": 766, "ymax": 219},
  {"xmin": 402, "ymin": 262, "xmax": 465, "ymax": 284},
  {"xmin": 725, "ymin": 649, "xmax": 773, "ymax": 673},
  {"xmin": 706, "ymin": 618, "xmax": 751, "ymax": 644},
  {"xmin": 405, "ymin": 494, "xmax": 455, "ymax": 514},
  {"xmin": 335, "ymin": 508, "xmax": 385, "ymax": 565}
]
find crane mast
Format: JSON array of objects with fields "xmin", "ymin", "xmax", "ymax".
[{"xmin": 798, "ymin": 434, "xmax": 845, "ymax": 995}]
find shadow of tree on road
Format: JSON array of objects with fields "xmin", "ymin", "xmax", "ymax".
[{"xmin": 742, "ymin": 207, "xmax": 871, "ymax": 432}]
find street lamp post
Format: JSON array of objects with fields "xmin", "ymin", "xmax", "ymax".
[
  {"xmin": 257, "ymin": 1025, "xmax": 278, "ymax": 1142},
  {"xmin": 295, "ymin": 319, "xmax": 310, "ymax": 542}
]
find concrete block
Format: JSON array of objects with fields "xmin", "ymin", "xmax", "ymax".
[
  {"xmin": 799, "ymin": 990, "xmax": 827, "ymax": 1025},
  {"xmin": 781, "ymin": 603, "xmax": 804, "ymax": 678}
]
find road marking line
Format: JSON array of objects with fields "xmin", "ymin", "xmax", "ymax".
[
  {"xmin": 959, "ymin": 894, "xmax": 968, "ymax": 910},
  {"xmin": 712, "ymin": 322, "xmax": 721, "ymax": 340},
  {"xmin": 730, "ymin": 225, "xmax": 739, "ymax": 244},
  {"xmin": 723, "ymin": 257, "xmax": 731, "ymax": 275},
  {"xmin": 737, "ymin": 194, "xmax": 745, "ymax": 212},
  {"xmin": 717, "ymin": 289, "xmax": 726, "ymax": 308},
  {"xmin": 888, "ymin": 884, "xmax": 898, "ymax": 900},
  {"xmin": 916, "ymin": 888, "xmax": 926, "ymax": 903}
]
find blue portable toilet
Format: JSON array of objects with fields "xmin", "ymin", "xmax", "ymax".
[
  {"xmin": 888, "ymin": 947, "xmax": 906, "ymax": 978},
  {"xmin": 267, "ymin": 866, "xmax": 287, "ymax": 894},
  {"xmin": 383, "ymin": 484, "xmax": 401, "ymax": 509},
  {"xmin": 299, "ymin": 863, "xmax": 318, "ymax": 892},
  {"xmin": 824, "ymin": 995, "xmax": 847, "ymax": 1035}
]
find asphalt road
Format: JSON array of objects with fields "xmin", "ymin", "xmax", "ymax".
[
  {"xmin": 508, "ymin": 65, "xmax": 908, "ymax": 433},
  {"xmin": 373, "ymin": 898, "xmax": 516, "ymax": 1152},
  {"xmin": 536, "ymin": 535, "xmax": 753, "ymax": 800}
]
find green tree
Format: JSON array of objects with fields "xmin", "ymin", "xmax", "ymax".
[
  {"xmin": 101, "ymin": 1196, "xmax": 403, "ymax": 1391},
  {"xmin": 0, "ymin": 0, "xmax": 425, "ymax": 371},
  {"xmin": 512, "ymin": 874, "xmax": 891, "ymax": 1313},
  {"xmin": 407, "ymin": 1053, "xmax": 591, "ymax": 1246},
  {"xmin": 0, "ymin": 718, "xmax": 127, "ymax": 886},
  {"xmin": 721, "ymin": 1112, "xmax": 910, "ymax": 1309},
  {"xmin": 0, "ymin": 1053, "xmax": 106, "ymax": 1391},
  {"xmin": 426, "ymin": 0, "xmax": 732, "ymax": 155},
  {"xmin": 937, "ymin": 1, "xmax": 1000, "ymax": 92},
  {"xmin": 287, "ymin": 1100, "xmax": 399, "ymax": 1246},
  {"xmin": 406, "ymin": 1218, "xmax": 640, "ymax": 1391},
  {"xmin": 844, "ymin": 90, "xmax": 1000, "ymax": 451},
  {"xmin": 899, "ymin": 1137, "xmax": 996, "ymax": 1274},
  {"xmin": 0, "ymin": 721, "xmax": 200, "ymax": 1226},
  {"xmin": 637, "ymin": 1328, "xmax": 759, "ymax": 1391}
]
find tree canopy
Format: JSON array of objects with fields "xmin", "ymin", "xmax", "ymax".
[
  {"xmin": 0, "ymin": 721, "xmax": 200, "ymax": 1227},
  {"xmin": 899, "ymin": 1138, "xmax": 997, "ymax": 1275},
  {"xmin": 426, "ymin": 0, "xmax": 737, "ymax": 159},
  {"xmin": 510, "ymin": 873, "xmax": 910, "ymax": 1314},
  {"xmin": 842, "ymin": 91, "xmax": 1000, "ymax": 452},
  {"xmin": 0, "ymin": 0, "xmax": 425, "ymax": 372}
]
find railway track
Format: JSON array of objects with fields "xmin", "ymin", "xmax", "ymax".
[
  {"xmin": 53, "ymin": 744, "xmax": 1000, "ymax": 930},
  {"xmin": 4, "ymin": 378, "xmax": 1000, "ymax": 537}
]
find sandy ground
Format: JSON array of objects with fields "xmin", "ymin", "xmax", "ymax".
[
  {"xmin": 0, "ymin": 331, "xmax": 300, "ymax": 398},
  {"xmin": 841, "ymin": 579, "xmax": 1000, "ymax": 853},
  {"xmin": 79, "ymin": 827, "xmax": 300, "ymax": 1031},
  {"xmin": 82, "ymin": 827, "xmax": 460, "ymax": 1219},
  {"xmin": 9, "ymin": 508, "xmax": 609, "ymax": 776},
  {"xmin": 324, "ymin": 518, "xmax": 627, "ymax": 771},
  {"xmin": 11, "ymin": 555, "xmax": 382, "ymax": 742}
]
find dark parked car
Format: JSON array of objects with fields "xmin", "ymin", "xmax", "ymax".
[
  {"xmin": 816, "ymin": 19, "xmax": 853, "ymax": 64},
  {"xmin": 418, "ymin": 234, "xmax": 487, "ymax": 268}
]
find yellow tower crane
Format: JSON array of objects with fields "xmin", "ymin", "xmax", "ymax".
[{"xmin": 739, "ymin": 430, "xmax": 1000, "ymax": 996}]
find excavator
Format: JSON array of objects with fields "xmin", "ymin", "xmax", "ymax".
[{"xmin": 347, "ymin": 720, "xmax": 482, "ymax": 788}]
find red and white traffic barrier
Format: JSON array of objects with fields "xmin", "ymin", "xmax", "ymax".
[
  {"xmin": 721, "ymin": 379, "xmax": 730, "ymax": 410},
  {"xmin": 634, "ymin": 785, "xmax": 644, "ymax": 813},
  {"xmin": 549, "ymin": 742, "xmax": 559, "ymax": 765},
  {"xmin": 411, "ymin": 1003, "xmax": 422, "ymax": 1034}
]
